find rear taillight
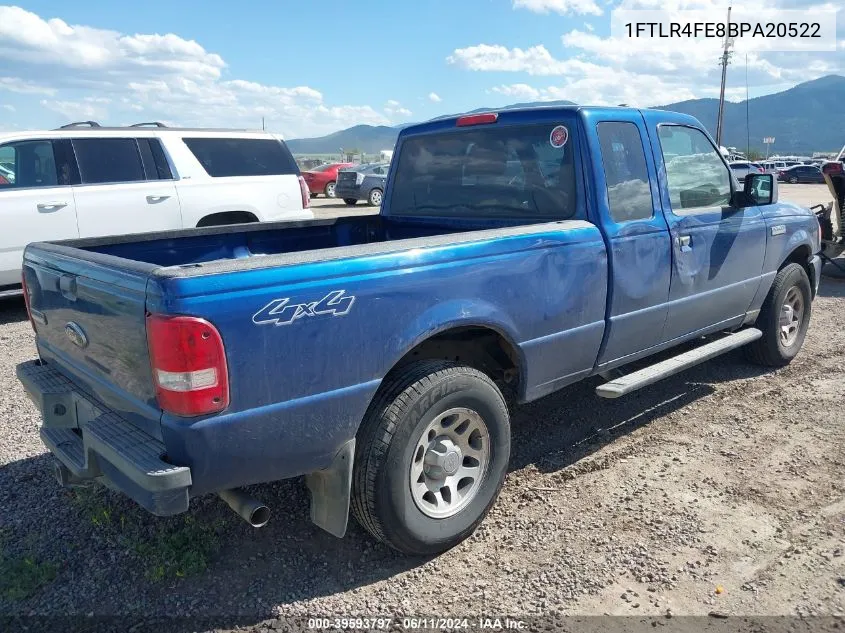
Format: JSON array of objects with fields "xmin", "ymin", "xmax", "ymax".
[
  {"xmin": 21, "ymin": 270, "xmax": 35, "ymax": 332},
  {"xmin": 147, "ymin": 314, "xmax": 229, "ymax": 417},
  {"xmin": 298, "ymin": 176, "xmax": 310, "ymax": 209}
]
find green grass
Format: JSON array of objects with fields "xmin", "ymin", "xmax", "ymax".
[
  {"xmin": 72, "ymin": 486, "xmax": 227, "ymax": 582},
  {"xmin": 0, "ymin": 554, "xmax": 57, "ymax": 601}
]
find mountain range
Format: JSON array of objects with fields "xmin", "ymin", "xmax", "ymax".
[{"xmin": 287, "ymin": 75, "xmax": 845, "ymax": 156}]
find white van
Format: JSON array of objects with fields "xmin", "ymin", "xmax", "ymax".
[{"xmin": 0, "ymin": 122, "xmax": 312, "ymax": 293}]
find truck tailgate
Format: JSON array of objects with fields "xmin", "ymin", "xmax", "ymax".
[{"xmin": 22, "ymin": 245, "xmax": 162, "ymax": 439}]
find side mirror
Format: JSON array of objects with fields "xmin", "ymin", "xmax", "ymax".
[{"xmin": 743, "ymin": 173, "xmax": 777, "ymax": 206}]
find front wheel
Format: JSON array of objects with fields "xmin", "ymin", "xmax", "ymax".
[
  {"xmin": 745, "ymin": 263, "xmax": 812, "ymax": 367},
  {"xmin": 325, "ymin": 181, "xmax": 337, "ymax": 198},
  {"xmin": 368, "ymin": 188, "xmax": 383, "ymax": 206},
  {"xmin": 351, "ymin": 360, "xmax": 510, "ymax": 555},
  {"xmin": 789, "ymin": 176, "xmax": 798, "ymax": 184},
  {"xmin": 343, "ymin": 198, "xmax": 358, "ymax": 206}
]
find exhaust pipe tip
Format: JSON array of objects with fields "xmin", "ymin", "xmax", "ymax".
[
  {"xmin": 218, "ymin": 489, "xmax": 270, "ymax": 528},
  {"xmin": 246, "ymin": 504, "xmax": 270, "ymax": 528}
]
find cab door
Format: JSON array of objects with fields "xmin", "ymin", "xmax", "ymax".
[
  {"xmin": 0, "ymin": 138, "xmax": 79, "ymax": 287},
  {"xmin": 582, "ymin": 110, "xmax": 673, "ymax": 367},
  {"xmin": 70, "ymin": 137, "xmax": 182, "ymax": 237},
  {"xmin": 642, "ymin": 116, "xmax": 767, "ymax": 341}
]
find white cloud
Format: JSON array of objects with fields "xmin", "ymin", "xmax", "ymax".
[
  {"xmin": 513, "ymin": 0, "xmax": 602, "ymax": 17},
  {"xmin": 0, "ymin": 76, "xmax": 55, "ymax": 95},
  {"xmin": 447, "ymin": 44, "xmax": 591, "ymax": 75},
  {"xmin": 428, "ymin": 92, "xmax": 442, "ymax": 103},
  {"xmin": 40, "ymin": 96, "xmax": 110, "ymax": 120},
  {"xmin": 490, "ymin": 83, "xmax": 541, "ymax": 100},
  {"xmin": 1, "ymin": 104, "xmax": 15, "ymax": 112},
  {"xmin": 0, "ymin": 6, "xmax": 401, "ymax": 137},
  {"xmin": 384, "ymin": 100, "xmax": 412, "ymax": 119}
]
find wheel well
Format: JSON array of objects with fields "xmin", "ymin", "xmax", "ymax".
[
  {"xmin": 391, "ymin": 326, "xmax": 520, "ymax": 391},
  {"xmin": 196, "ymin": 211, "xmax": 258, "ymax": 227},
  {"xmin": 782, "ymin": 244, "xmax": 814, "ymax": 291}
]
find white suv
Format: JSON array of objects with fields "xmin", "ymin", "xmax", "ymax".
[{"xmin": 0, "ymin": 122, "xmax": 312, "ymax": 292}]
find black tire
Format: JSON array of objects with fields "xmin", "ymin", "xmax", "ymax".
[
  {"xmin": 367, "ymin": 188, "xmax": 383, "ymax": 207},
  {"xmin": 745, "ymin": 263, "xmax": 812, "ymax": 367},
  {"xmin": 351, "ymin": 360, "xmax": 510, "ymax": 555},
  {"xmin": 343, "ymin": 198, "xmax": 358, "ymax": 206},
  {"xmin": 325, "ymin": 181, "xmax": 337, "ymax": 198},
  {"xmin": 789, "ymin": 176, "xmax": 798, "ymax": 184}
]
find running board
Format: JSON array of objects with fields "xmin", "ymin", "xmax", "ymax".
[{"xmin": 595, "ymin": 328, "xmax": 762, "ymax": 399}]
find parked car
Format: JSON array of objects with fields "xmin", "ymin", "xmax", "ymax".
[
  {"xmin": 778, "ymin": 164, "xmax": 825, "ymax": 184},
  {"xmin": 301, "ymin": 162, "xmax": 353, "ymax": 199},
  {"xmin": 335, "ymin": 163, "xmax": 389, "ymax": 206},
  {"xmin": 0, "ymin": 121, "xmax": 311, "ymax": 295},
  {"xmin": 17, "ymin": 106, "xmax": 821, "ymax": 556},
  {"xmin": 729, "ymin": 160, "xmax": 764, "ymax": 182}
]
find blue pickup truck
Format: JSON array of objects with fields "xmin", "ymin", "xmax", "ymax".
[{"xmin": 17, "ymin": 106, "xmax": 821, "ymax": 555}]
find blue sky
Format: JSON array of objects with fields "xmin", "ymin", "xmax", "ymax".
[{"xmin": 0, "ymin": 0, "xmax": 842, "ymax": 138}]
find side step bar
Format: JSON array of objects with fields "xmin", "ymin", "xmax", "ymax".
[{"xmin": 596, "ymin": 328, "xmax": 762, "ymax": 399}]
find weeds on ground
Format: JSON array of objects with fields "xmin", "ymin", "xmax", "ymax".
[
  {"xmin": 73, "ymin": 485, "xmax": 228, "ymax": 582},
  {"xmin": 0, "ymin": 530, "xmax": 58, "ymax": 601}
]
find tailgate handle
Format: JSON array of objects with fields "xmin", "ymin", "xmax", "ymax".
[{"xmin": 59, "ymin": 275, "xmax": 78, "ymax": 302}]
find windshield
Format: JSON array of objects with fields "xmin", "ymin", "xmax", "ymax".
[
  {"xmin": 390, "ymin": 122, "xmax": 577, "ymax": 219},
  {"xmin": 309, "ymin": 164, "xmax": 332, "ymax": 172}
]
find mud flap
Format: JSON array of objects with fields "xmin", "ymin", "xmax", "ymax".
[{"xmin": 305, "ymin": 439, "xmax": 355, "ymax": 538}]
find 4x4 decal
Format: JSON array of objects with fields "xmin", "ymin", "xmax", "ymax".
[{"xmin": 252, "ymin": 290, "xmax": 355, "ymax": 326}]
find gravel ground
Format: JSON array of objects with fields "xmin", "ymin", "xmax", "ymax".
[{"xmin": 0, "ymin": 183, "xmax": 842, "ymax": 630}]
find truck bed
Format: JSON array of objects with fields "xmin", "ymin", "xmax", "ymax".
[{"xmin": 56, "ymin": 215, "xmax": 545, "ymax": 273}]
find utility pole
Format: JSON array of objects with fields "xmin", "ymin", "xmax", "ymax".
[
  {"xmin": 715, "ymin": 5, "xmax": 733, "ymax": 147},
  {"xmin": 745, "ymin": 53, "xmax": 750, "ymax": 158}
]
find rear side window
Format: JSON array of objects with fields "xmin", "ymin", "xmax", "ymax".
[
  {"xmin": 596, "ymin": 122, "xmax": 652, "ymax": 223},
  {"xmin": 182, "ymin": 137, "xmax": 298, "ymax": 177},
  {"xmin": 73, "ymin": 138, "xmax": 145, "ymax": 184},
  {"xmin": 391, "ymin": 122, "xmax": 578, "ymax": 219},
  {"xmin": 137, "ymin": 138, "xmax": 173, "ymax": 180}
]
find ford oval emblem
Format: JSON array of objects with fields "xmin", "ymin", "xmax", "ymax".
[{"xmin": 65, "ymin": 322, "xmax": 88, "ymax": 349}]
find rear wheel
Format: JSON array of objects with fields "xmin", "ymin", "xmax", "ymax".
[
  {"xmin": 344, "ymin": 198, "xmax": 358, "ymax": 206},
  {"xmin": 325, "ymin": 181, "xmax": 337, "ymax": 198},
  {"xmin": 745, "ymin": 263, "xmax": 812, "ymax": 367},
  {"xmin": 368, "ymin": 188, "xmax": 383, "ymax": 206},
  {"xmin": 351, "ymin": 360, "xmax": 510, "ymax": 555}
]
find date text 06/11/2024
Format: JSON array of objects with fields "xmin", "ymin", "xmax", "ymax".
[{"xmin": 306, "ymin": 618, "xmax": 527, "ymax": 630}]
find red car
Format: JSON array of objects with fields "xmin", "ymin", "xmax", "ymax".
[{"xmin": 301, "ymin": 163, "xmax": 353, "ymax": 199}]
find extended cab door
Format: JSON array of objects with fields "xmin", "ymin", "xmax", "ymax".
[
  {"xmin": 70, "ymin": 137, "xmax": 182, "ymax": 237},
  {"xmin": 582, "ymin": 111, "xmax": 672, "ymax": 366},
  {"xmin": 644, "ymin": 117, "xmax": 766, "ymax": 340},
  {"xmin": 0, "ymin": 139, "xmax": 79, "ymax": 287}
]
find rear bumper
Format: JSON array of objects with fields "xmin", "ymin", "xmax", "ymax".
[
  {"xmin": 335, "ymin": 182, "xmax": 364, "ymax": 200},
  {"xmin": 16, "ymin": 360, "xmax": 191, "ymax": 516}
]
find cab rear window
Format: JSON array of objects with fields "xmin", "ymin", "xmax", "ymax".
[
  {"xmin": 390, "ymin": 123, "xmax": 578, "ymax": 219},
  {"xmin": 183, "ymin": 138, "xmax": 298, "ymax": 177}
]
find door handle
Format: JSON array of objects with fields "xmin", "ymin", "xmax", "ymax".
[
  {"xmin": 678, "ymin": 235, "xmax": 692, "ymax": 252},
  {"xmin": 36, "ymin": 202, "xmax": 68, "ymax": 212},
  {"xmin": 146, "ymin": 195, "xmax": 171, "ymax": 204}
]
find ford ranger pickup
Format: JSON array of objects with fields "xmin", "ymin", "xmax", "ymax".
[{"xmin": 16, "ymin": 106, "xmax": 822, "ymax": 555}]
